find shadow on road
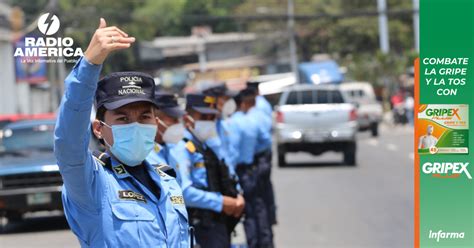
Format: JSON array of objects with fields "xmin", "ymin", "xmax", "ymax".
[
  {"xmin": 277, "ymin": 161, "xmax": 357, "ymax": 168},
  {"xmin": 0, "ymin": 215, "xmax": 70, "ymax": 234}
]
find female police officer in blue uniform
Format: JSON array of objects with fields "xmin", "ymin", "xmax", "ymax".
[{"xmin": 54, "ymin": 18, "xmax": 189, "ymax": 247}]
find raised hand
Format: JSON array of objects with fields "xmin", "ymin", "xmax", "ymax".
[{"xmin": 84, "ymin": 18, "xmax": 136, "ymax": 65}]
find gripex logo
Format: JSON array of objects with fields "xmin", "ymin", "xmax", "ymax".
[
  {"xmin": 118, "ymin": 77, "xmax": 146, "ymax": 96},
  {"xmin": 422, "ymin": 162, "xmax": 472, "ymax": 179},
  {"xmin": 13, "ymin": 13, "xmax": 83, "ymax": 62},
  {"xmin": 38, "ymin": 13, "xmax": 60, "ymax": 35}
]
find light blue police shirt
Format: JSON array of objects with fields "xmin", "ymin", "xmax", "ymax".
[
  {"xmin": 168, "ymin": 130, "xmax": 223, "ymax": 213},
  {"xmin": 54, "ymin": 57, "xmax": 189, "ymax": 248},
  {"xmin": 247, "ymin": 107, "xmax": 272, "ymax": 153},
  {"xmin": 256, "ymin": 95, "xmax": 272, "ymax": 117},
  {"xmin": 228, "ymin": 111, "xmax": 259, "ymax": 165}
]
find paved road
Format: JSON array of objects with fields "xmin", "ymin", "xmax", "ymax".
[
  {"xmin": 273, "ymin": 124, "xmax": 414, "ymax": 248},
  {"xmin": 0, "ymin": 124, "xmax": 414, "ymax": 248}
]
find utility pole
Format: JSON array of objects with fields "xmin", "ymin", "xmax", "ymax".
[
  {"xmin": 377, "ymin": 0, "xmax": 390, "ymax": 54},
  {"xmin": 413, "ymin": 0, "xmax": 420, "ymax": 52},
  {"xmin": 287, "ymin": 0, "xmax": 299, "ymax": 82}
]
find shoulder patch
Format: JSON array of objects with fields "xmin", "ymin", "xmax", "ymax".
[
  {"xmin": 185, "ymin": 141, "xmax": 196, "ymax": 153},
  {"xmin": 155, "ymin": 164, "xmax": 177, "ymax": 178}
]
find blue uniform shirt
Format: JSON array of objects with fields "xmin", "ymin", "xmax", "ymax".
[
  {"xmin": 217, "ymin": 118, "xmax": 240, "ymax": 169},
  {"xmin": 248, "ymin": 107, "xmax": 272, "ymax": 153},
  {"xmin": 228, "ymin": 111, "xmax": 260, "ymax": 165},
  {"xmin": 168, "ymin": 130, "xmax": 223, "ymax": 213},
  {"xmin": 147, "ymin": 143, "xmax": 183, "ymax": 185},
  {"xmin": 215, "ymin": 119, "xmax": 239, "ymax": 171},
  {"xmin": 54, "ymin": 57, "xmax": 189, "ymax": 247},
  {"xmin": 256, "ymin": 95, "xmax": 272, "ymax": 117}
]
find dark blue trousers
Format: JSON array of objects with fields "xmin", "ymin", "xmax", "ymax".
[
  {"xmin": 195, "ymin": 221, "xmax": 229, "ymax": 248},
  {"xmin": 256, "ymin": 149, "xmax": 277, "ymax": 225},
  {"xmin": 237, "ymin": 163, "xmax": 274, "ymax": 248}
]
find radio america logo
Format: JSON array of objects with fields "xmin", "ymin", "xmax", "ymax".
[
  {"xmin": 14, "ymin": 13, "xmax": 83, "ymax": 63},
  {"xmin": 422, "ymin": 162, "xmax": 471, "ymax": 179}
]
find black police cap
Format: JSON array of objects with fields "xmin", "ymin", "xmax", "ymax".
[
  {"xmin": 239, "ymin": 87, "xmax": 257, "ymax": 98},
  {"xmin": 202, "ymin": 83, "xmax": 238, "ymax": 97},
  {"xmin": 247, "ymin": 81, "xmax": 260, "ymax": 90},
  {"xmin": 234, "ymin": 87, "xmax": 256, "ymax": 105},
  {"xmin": 95, "ymin": 72, "xmax": 156, "ymax": 110},
  {"xmin": 185, "ymin": 93, "xmax": 219, "ymax": 115},
  {"xmin": 154, "ymin": 92, "xmax": 185, "ymax": 118}
]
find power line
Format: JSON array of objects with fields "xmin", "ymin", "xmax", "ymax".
[{"xmin": 183, "ymin": 8, "xmax": 418, "ymax": 23}]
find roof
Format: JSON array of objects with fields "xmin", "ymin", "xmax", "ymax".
[
  {"xmin": 284, "ymin": 83, "xmax": 341, "ymax": 91},
  {"xmin": 182, "ymin": 55, "xmax": 266, "ymax": 71}
]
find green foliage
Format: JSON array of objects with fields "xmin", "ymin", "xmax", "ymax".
[{"xmin": 8, "ymin": 0, "xmax": 416, "ymax": 81}]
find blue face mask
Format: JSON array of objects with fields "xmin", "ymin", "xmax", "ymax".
[{"xmin": 102, "ymin": 122, "xmax": 157, "ymax": 166}]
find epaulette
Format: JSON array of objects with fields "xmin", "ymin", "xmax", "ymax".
[
  {"xmin": 92, "ymin": 150, "xmax": 112, "ymax": 170},
  {"xmin": 183, "ymin": 138, "xmax": 196, "ymax": 153},
  {"xmin": 155, "ymin": 164, "xmax": 177, "ymax": 178}
]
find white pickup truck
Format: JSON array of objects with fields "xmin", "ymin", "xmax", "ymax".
[
  {"xmin": 274, "ymin": 84, "xmax": 358, "ymax": 166},
  {"xmin": 340, "ymin": 82, "xmax": 383, "ymax": 137}
]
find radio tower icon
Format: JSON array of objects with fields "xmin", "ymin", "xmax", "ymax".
[{"xmin": 38, "ymin": 13, "xmax": 60, "ymax": 35}]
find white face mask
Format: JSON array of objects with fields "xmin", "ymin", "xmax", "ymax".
[
  {"xmin": 222, "ymin": 98, "xmax": 237, "ymax": 118},
  {"xmin": 162, "ymin": 123, "xmax": 185, "ymax": 144},
  {"xmin": 193, "ymin": 120, "xmax": 217, "ymax": 141}
]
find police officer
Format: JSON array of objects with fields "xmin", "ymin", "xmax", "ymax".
[
  {"xmin": 247, "ymin": 82, "xmax": 277, "ymax": 225},
  {"xmin": 230, "ymin": 88, "xmax": 274, "ymax": 248},
  {"xmin": 147, "ymin": 92, "xmax": 187, "ymax": 184},
  {"xmin": 248, "ymin": 81, "xmax": 272, "ymax": 116},
  {"xmin": 202, "ymin": 83, "xmax": 240, "ymax": 178},
  {"xmin": 54, "ymin": 18, "xmax": 189, "ymax": 247},
  {"xmin": 170, "ymin": 93, "xmax": 244, "ymax": 247}
]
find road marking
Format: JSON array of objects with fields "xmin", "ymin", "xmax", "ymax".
[
  {"xmin": 367, "ymin": 138, "xmax": 379, "ymax": 146},
  {"xmin": 387, "ymin": 143, "xmax": 398, "ymax": 151}
]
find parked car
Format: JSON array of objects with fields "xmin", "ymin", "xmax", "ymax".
[
  {"xmin": 0, "ymin": 118, "xmax": 62, "ymax": 222},
  {"xmin": 0, "ymin": 113, "xmax": 56, "ymax": 150},
  {"xmin": 274, "ymin": 84, "xmax": 358, "ymax": 166},
  {"xmin": 340, "ymin": 82, "xmax": 383, "ymax": 136}
]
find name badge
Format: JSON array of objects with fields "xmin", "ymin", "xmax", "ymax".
[
  {"xmin": 118, "ymin": 190, "xmax": 147, "ymax": 203},
  {"xmin": 170, "ymin": 195, "xmax": 185, "ymax": 205}
]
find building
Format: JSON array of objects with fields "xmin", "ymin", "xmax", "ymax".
[{"xmin": 0, "ymin": 3, "xmax": 17, "ymax": 114}]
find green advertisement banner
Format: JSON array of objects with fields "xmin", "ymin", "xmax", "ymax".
[{"xmin": 418, "ymin": 0, "xmax": 474, "ymax": 247}]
